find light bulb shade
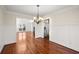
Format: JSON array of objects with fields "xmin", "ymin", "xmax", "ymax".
[{"xmin": 33, "ymin": 17, "xmax": 43, "ymax": 24}]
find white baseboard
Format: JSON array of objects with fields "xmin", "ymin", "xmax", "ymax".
[{"xmin": 0, "ymin": 45, "xmax": 4, "ymax": 53}]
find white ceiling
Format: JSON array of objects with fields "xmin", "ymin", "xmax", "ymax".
[{"xmin": 4, "ymin": 5, "xmax": 68, "ymax": 16}]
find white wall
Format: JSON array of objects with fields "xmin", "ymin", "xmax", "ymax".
[
  {"xmin": 3, "ymin": 13, "xmax": 16, "ymax": 44},
  {"xmin": 0, "ymin": 7, "xmax": 4, "ymax": 52},
  {"xmin": 45, "ymin": 6, "xmax": 79, "ymax": 51}
]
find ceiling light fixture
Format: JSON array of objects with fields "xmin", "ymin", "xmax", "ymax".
[{"xmin": 33, "ymin": 5, "xmax": 43, "ymax": 24}]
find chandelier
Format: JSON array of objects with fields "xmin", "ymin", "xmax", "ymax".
[{"xmin": 33, "ymin": 5, "xmax": 43, "ymax": 24}]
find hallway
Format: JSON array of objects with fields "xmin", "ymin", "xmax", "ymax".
[{"xmin": 1, "ymin": 32, "xmax": 79, "ymax": 54}]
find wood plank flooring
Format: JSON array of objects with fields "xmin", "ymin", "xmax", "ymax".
[{"xmin": 1, "ymin": 32, "xmax": 79, "ymax": 54}]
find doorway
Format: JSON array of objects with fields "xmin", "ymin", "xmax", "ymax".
[
  {"xmin": 33, "ymin": 18, "xmax": 50, "ymax": 39},
  {"xmin": 44, "ymin": 19, "xmax": 49, "ymax": 39}
]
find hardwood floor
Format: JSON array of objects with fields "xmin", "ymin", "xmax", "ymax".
[{"xmin": 1, "ymin": 32, "xmax": 79, "ymax": 54}]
